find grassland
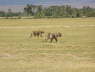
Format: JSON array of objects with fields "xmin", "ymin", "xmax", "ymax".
[{"xmin": 0, "ymin": 18, "xmax": 95, "ymax": 72}]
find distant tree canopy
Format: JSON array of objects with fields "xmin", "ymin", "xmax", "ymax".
[
  {"xmin": 23, "ymin": 4, "xmax": 95, "ymax": 18},
  {"xmin": 0, "ymin": 4, "xmax": 95, "ymax": 18},
  {"xmin": 0, "ymin": 9, "xmax": 21, "ymax": 18},
  {"xmin": 0, "ymin": 11, "xmax": 5, "ymax": 17}
]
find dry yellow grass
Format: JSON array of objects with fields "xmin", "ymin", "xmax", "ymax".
[{"xmin": 0, "ymin": 18, "xmax": 95, "ymax": 72}]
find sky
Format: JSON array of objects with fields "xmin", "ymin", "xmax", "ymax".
[{"xmin": 0, "ymin": 0, "xmax": 95, "ymax": 12}]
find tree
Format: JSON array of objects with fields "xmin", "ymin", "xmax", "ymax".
[
  {"xmin": 0, "ymin": 11, "xmax": 5, "ymax": 17},
  {"xmin": 23, "ymin": 4, "xmax": 95, "ymax": 18}
]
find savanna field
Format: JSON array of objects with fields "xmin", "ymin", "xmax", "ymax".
[{"xmin": 0, "ymin": 18, "xmax": 95, "ymax": 72}]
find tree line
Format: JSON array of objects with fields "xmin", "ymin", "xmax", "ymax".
[
  {"xmin": 0, "ymin": 9, "xmax": 21, "ymax": 18},
  {"xmin": 0, "ymin": 4, "xmax": 95, "ymax": 18}
]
